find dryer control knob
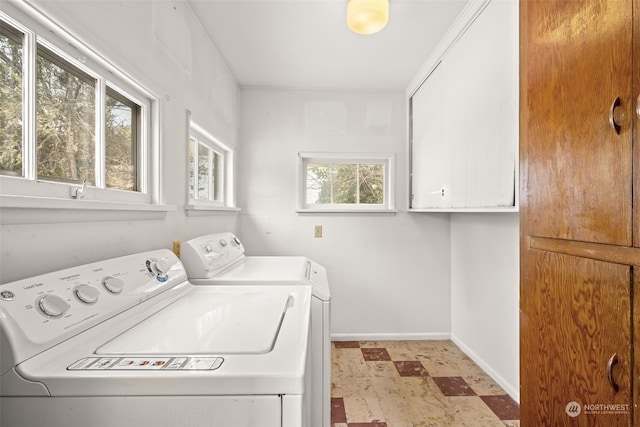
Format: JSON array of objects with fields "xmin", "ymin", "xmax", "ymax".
[
  {"xmin": 37, "ymin": 294, "xmax": 70, "ymax": 318},
  {"xmin": 74, "ymin": 284, "xmax": 100, "ymax": 304},
  {"xmin": 102, "ymin": 276, "xmax": 124, "ymax": 294}
]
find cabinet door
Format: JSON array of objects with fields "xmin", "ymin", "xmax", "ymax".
[
  {"xmin": 410, "ymin": 0, "xmax": 517, "ymax": 210},
  {"xmin": 521, "ymin": 0, "xmax": 634, "ymax": 245},
  {"xmin": 521, "ymin": 250, "xmax": 631, "ymax": 425}
]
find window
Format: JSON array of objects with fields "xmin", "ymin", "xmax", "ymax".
[
  {"xmin": 36, "ymin": 44, "xmax": 96, "ymax": 184},
  {"xmin": 298, "ymin": 152, "xmax": 395, "ymax": 212},
  {"xmin": 0, "ymin": 7, "xmax": 155, "ymax": 207},
  {"xmin": 188, "ymin": 116, "xmax": 235, "ymax": 210},
  {"xmin": 0, "ymin": 21, "xmax": 23, "ymax": 178}
]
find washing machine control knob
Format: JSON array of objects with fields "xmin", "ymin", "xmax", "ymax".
[
  {"xmin": 37, "ymin": 294, "xmax": 70, "ymax": 318},
  {"xmin": 102, "ymin": 276, "xmax": 124, "ymax": 294},
  {"xmin": 146, "ymin": 257, "xmax": 175, "ymax": 280},
  {"xmin": 74, "ymin": 284, "xmax": 100, "ymax": 304}
]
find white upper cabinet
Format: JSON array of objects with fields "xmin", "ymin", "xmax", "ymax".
[{"xmin": 409, "ymin": 0, "xmax": 518, "ymax": 211}]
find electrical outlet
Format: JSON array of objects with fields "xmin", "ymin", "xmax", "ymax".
[
  {"xmin": 172, "ymin": 240, "xmax": 181, "ymax": 258},
  {"xmin": 314, "ymin": 225, "xmax": 323, "ymax": 238}
]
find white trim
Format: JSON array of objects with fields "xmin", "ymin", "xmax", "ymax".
[
  {"xmin": 0, "ymin": 195, "xmax": 174, "ymax": 211},
  {"xmin": 331, "ymin": 332, "xmax": 451, "ymax": 342},
  {"xmin": 451, "ymin": 334, "xmax": 520, "ymax": 403},
  {"xmin": 0, "ymin": 195, "xmax": 174, "ymax": 225}
]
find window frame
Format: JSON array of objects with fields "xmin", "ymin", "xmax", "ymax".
[
  {"xmin": 186, "ymin": 113, "xmax": 236, "ymax": 211},
  {"xmin": 0, "ymin": 4, "xmax": 162, "ymax": 213},
  {"xmin": 297, "ymin": 152, "xmax": 396, "ymax": 213}
]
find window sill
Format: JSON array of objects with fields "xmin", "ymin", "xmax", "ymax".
[
  {"xmin": 1, "ymin": 195, "xmax": 175, "ymax": 224},
  {"xmin": 185, "ymin": 204, "xmax": 241, "ymax": 216},
  {"xmin": 296, "ymin": 208, "xmax": 398, "ymax": 214}
]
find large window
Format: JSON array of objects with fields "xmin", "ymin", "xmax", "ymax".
[
  {"xmin": 0, "ymin": 9, "xmax": 153, "ymax": 206},
  {"xmin": 298, "ymin": 152, "xmax": 395, "ymax": 212},
  {"xmin": 188, "ymin": 117, "xmax": 235, "ymax": 210}
]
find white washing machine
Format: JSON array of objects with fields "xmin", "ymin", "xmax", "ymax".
[
  {"xmin": 0, "ymin": 249, "xmax": 311, "ymax": 427},
  {"xmin": 181, "ymin": 233, "xmax": 330, "ymax": 427}
]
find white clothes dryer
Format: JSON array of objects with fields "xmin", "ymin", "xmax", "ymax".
[
  {"xmin": 181, "ymin": 233, "xmax": 330, "ymax": 427},
  {"xmin": 0, "ymin": 250, "xmax": 311, "ymax": 427}
]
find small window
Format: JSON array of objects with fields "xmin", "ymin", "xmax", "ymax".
[
  {"xmin": 298, "ymin": 152, "xmax": 395, "ymax": 212},
  {"xmin": 188, "ymin": 116, "xmax": 235, "ymax": 210}
]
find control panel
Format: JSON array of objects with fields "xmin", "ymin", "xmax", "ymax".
[
  {"xmin": 0, "ymin": 249, "xmax": 186, "ymax": 364},
  {"xmin": 181, "ymin": 232, "xmax": 246, "ymax": 279}
]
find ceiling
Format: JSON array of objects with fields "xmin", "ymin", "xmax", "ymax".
[{"xmin": 187, "ymin": 0, "xmax": 470, "ymax": 91}]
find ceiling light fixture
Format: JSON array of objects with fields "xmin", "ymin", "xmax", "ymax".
[{"xmin": 347, "ymin": 0, "xmax": 389, "ymax": 35}]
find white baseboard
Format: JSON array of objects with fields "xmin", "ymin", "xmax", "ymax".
[
  {"xmin": 331, "ymin": 332, "xmax": 451, "ymax": 342},
  {"xmin": 451, "ymin": 334, "xmax": 520, "ymax": 403}
]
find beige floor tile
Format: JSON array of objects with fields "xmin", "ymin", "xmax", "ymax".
[
  {"xmin": 343, "ymin": 396, "xmax": 385, "ymax": 423},
  {"xmin": 463, "ymin": 372, "xmax": 506, "ymax": 396},
  {"xmin": 415, "ymin": 344, "xmax": 484, "ymax": 377},
  {"xmin": 372, "ymin": 376, "xmax": 444, "ymax": 400},
  {"xmin": 446, "ymin": 396, "xmax": 505, "ymax": 425},
  {"xmin": 385, "ymin": 346, "xmax": 418, "ymax": 361},
  {"xmin": 365, "ymin": 360, "xmax": 400, "ymax": 377},
  {"xmin": 332, "ymin": 347, "xmax": 369, "ymax": 378},
  {"xmin": 378, "ymin": 394, "xmax": 451, "ymax": 426},
  {"xmin": 333, "ymin": 375, "xmax": 378, "ymax": 398}
]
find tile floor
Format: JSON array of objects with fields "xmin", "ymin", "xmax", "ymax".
[{"xmin": 331, "ymin": 340, "xmax": 520, "ymax": 427}]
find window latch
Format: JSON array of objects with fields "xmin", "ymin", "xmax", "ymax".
[{"xmin": 70, "ymin": 179, "xmax": 88, "ymax": 199}]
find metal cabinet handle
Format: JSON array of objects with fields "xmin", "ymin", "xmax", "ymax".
[
  {"xmin": 607, "ymin": 352, "xmax": 619, "ymax": 392},
  {"xmin": 636, "ymin": 94, "xmax": 640, "ymax": 120},
  {"xmin": 609, "ymin": 97, "xmax": 622, "ymax": 134}
]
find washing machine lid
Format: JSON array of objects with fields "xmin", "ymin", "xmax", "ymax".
[
  {"xmin": 96, "ymin": 286, "xmax": 294, "ymax": 355},
  {"xmin": 222, "ymin": 256, "xmax": 308, "ymax": 280}
]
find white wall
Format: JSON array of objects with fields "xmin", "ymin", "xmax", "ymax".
[
  {"xmin": 406, "ymin": 0, "xmax": 520, "ymax": 401},
  {"xmin": 450, "ymin": 213, "xmax": 520, "ymax": 400},
  {"xmin": 0, "ymin": 0, "xmax": 239, "ymax": 283},
  {"xmin": 238, "ymin": 88, "xmax": 452, "ymax": 339}
]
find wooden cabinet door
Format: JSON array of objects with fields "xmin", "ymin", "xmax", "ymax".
[
  {"xmin": 521, "ymin": 250, "xmax": 631, "ymax": 425},
  {"xmin": 521, "ymin": 0, "xmax": 634, "ymax": 245}
]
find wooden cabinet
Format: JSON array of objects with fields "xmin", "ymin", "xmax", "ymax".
[
  {"xmin": 520, "ymin": 0, "xmax": 640, "ymax": 425},
  {"xmin": 521, "ymin": 250, "xmax": 631, "ymax": 425},
  {"xmin": 521, "ymin": 0, "xmax": 634, "ymax": 245}
]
